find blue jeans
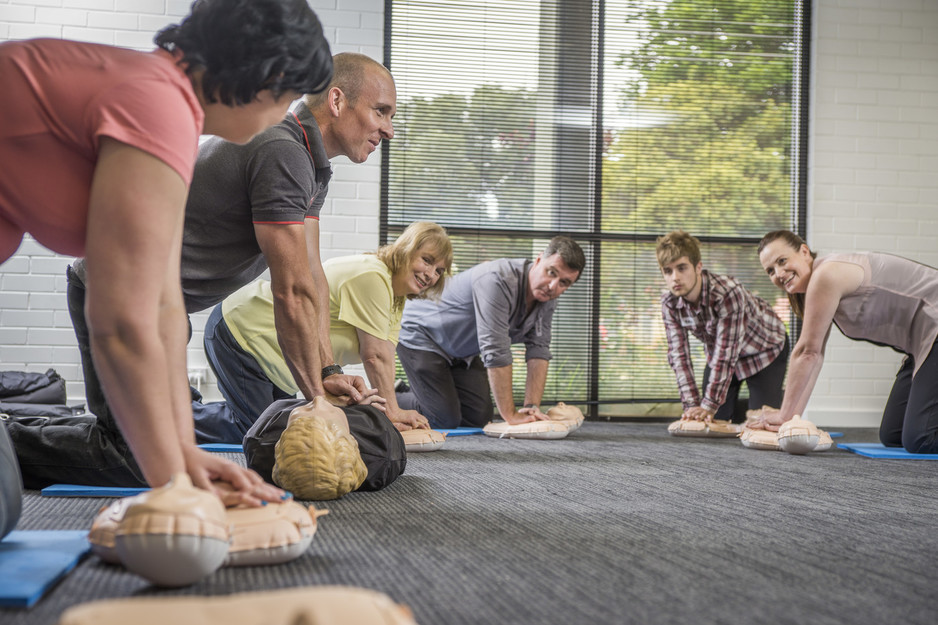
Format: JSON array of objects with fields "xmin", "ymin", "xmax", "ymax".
[{"xmin": 201, "ymin": 304, "xmax": 294, "ymax": 442}]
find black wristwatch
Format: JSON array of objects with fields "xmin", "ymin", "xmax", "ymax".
[{"xmin": 321, "ymin": 364, "xmax": 344, "ymax": 379}]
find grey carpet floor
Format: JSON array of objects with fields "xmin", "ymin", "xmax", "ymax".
[{"xmin": 2, "ymin": 422, "xmax": 938, "ymax": 625}]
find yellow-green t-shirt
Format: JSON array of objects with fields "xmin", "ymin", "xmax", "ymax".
[
  {"xmin": 325, "ymin": 254, "xmax": 403, "ymax": 368},
  {"xmin": 221, "ymin": 255, "xmax": 402, "ymax": 394},
  {"xmin": 221, "ymin": 280, "xmax": 291, "ymax": 392}
]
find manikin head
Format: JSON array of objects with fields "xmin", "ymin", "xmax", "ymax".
[
  {"xmin": 527, "ymin": 236, "xmax": 585, "ymax": 304},
  {"xmin": 155, "ymin": 0, "xmax": 333, "ymax": 144},
  {"xmin": 272, "ymin": 396, "xmax": 368, "ymax": 500},
  {"xmin": 655, "ymin": 230, "xmax": 704, "ymax": 303},
  {"xmin": 304, "ymin": 52, "xmax": 396, "ymax": 162}
]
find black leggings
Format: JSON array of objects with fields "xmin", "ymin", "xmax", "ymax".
[{"xmin": 879, "ymin": 340, "xmax": 938, "ymax": 453}]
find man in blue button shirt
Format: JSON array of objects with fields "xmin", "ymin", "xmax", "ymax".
[{"xmin": 396, "ymin": 236, "xmax": 585, "ymax": 429}]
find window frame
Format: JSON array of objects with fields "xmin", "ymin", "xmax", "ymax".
[{"xmin": 381, "ymin": 0, "xmax": 811, "ymax": 417}]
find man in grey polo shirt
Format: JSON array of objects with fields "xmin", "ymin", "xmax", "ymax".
[
  {"xmin": 396, "ymin": 236, "xmax": 586, "ymax": 429},
  {"xmin": 10, "ymin": 53, "xmax": 396, "ymax": 488}
]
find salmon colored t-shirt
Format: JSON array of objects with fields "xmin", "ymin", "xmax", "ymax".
[{"xmin": 0, "ymin": 38, "xmax": 203, "ymax": 260}]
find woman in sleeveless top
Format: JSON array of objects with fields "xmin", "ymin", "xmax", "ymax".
[{"xmin": 753, "ymin": 230, "xmax": 938, "ymax": 453}]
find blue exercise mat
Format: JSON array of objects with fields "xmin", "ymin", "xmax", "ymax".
[
  {"xmin": 837, "ymin": 442, "xmax": 938, "ymax": 459},
  {"xmin": 0, "ymin": 530, "xmax": 90, "ymax": 607},
  {"xmin": 436, "ymin": 427, "xmax": 484, "ymax": 436},
  {"xmin": 198, "ymin": 443, "xmax": 244, "ymax": 453},
  {"xmin": 828, "ymin": 432, "xmax": 844, "ymax": 438},
  {"xmin": 41, "ymin": 484, "xmax": 148, "ymax": 498}
]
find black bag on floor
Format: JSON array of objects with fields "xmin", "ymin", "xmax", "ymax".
[
  {"xmin": 243, "ymin": 399, "xmax": 406, "ymax": 492},
  {"xmin": 0, "ymin": 369, "xmax": 67, "ymax": 405},
  {"xmin": 0, "ymin": 402, "xmax": 80, "ymax": 419}
]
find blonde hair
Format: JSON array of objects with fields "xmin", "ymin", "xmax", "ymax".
[
  {"xmin": 376, "ymin": 222, "xmax": 453, "ymax": 304},
  {"xmin": 655, "ymin": 230, "xmax": 701, "ymax": 269},
  {"xmin": 272, "ymin": 415, "xmax": 367, "ymax": 500},
  {"xmin": 758, "ymin": 230, "xmax": 817, "ymax": 319}
]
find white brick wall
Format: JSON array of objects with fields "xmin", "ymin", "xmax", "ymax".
[
  {"xmin": 0, "ymin": 0, "xmax": 385, "ymax": 401},
  {"xmin": 806, "ymin": 0, "xmax": 938, "ymax": 427},
  {"xmin": 2, "ymin": 0, "xmax": 937, "ymax": 427}
]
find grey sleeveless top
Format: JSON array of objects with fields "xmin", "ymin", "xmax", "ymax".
[{"xmin": 816, "ymin": 252, "xmax": 938, "ymax": 376}]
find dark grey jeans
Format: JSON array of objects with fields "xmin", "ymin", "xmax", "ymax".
[
  {"xmin": 5, "ymin": 266, "xmax": 146, "ymax": 488},
  {"xmin": 395, "ymin": 344, "xmax": 494, "ymax": 429}
]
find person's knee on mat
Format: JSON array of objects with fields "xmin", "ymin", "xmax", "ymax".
[
  {"xmin": 458, "ymin": 403, "xmax": 493, "ymax": 429},
  {"xmin": 901, "ymin": 427, "xmax": 938, "ymax": 454},
  {"xmin": 426, "ymin": 413, "xmax": 461, "ymax": 430}
]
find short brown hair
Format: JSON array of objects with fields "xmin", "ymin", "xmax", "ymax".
[
  {"xmin": 542, "ymin": 236, "xmax": 586, "ymax": 280},
  {"xmin": 655, "ymin": 230, "xmax": 701, "ymax": 269}
]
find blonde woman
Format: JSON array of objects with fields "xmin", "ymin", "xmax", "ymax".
[{"xmin": 200, "ymin": 222, "xmax": 452, "ymax": 440}]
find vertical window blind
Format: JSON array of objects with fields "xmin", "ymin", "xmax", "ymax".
[{"xmin": 384, "ymin": 0, "xmax": 807, "ymax": 416}]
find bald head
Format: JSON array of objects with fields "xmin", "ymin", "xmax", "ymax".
[
  {"xmin": 304, "ymin": 52, "xmax": 396, "ymax": 162},
  {"xmin": 304, "ymin": 52, "xmax": 394, "ymax": 110}
]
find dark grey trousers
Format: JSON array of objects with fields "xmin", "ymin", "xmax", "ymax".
[{"xmin": 395, "ymin": 344, "xmax": 494, "ymax": 429}]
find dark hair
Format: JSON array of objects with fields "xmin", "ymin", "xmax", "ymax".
[
  {"xmin": 155, "ymin": 0, "xmax": 333, "ymax": 105},
  {"xmin": 543, "ymin": 236, "xmax": 586, "ymax": 281},
  {"xmin": 758, "ymin": 230, "xmax": 817, "ymax": 319}
]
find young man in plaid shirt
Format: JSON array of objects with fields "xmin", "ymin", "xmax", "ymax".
[{"xmin": 656, "ymin": 231, "xmax": 789, "ymax": 423}]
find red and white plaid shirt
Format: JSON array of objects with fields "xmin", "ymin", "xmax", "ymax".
[{"xmin": 661, "ymin": 270, "xmax": 787, "ymax": 413}]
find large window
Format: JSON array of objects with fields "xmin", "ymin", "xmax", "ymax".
[{"xmin": 384, "ymin": 0, "xmax": 807, "ymax": 416}]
